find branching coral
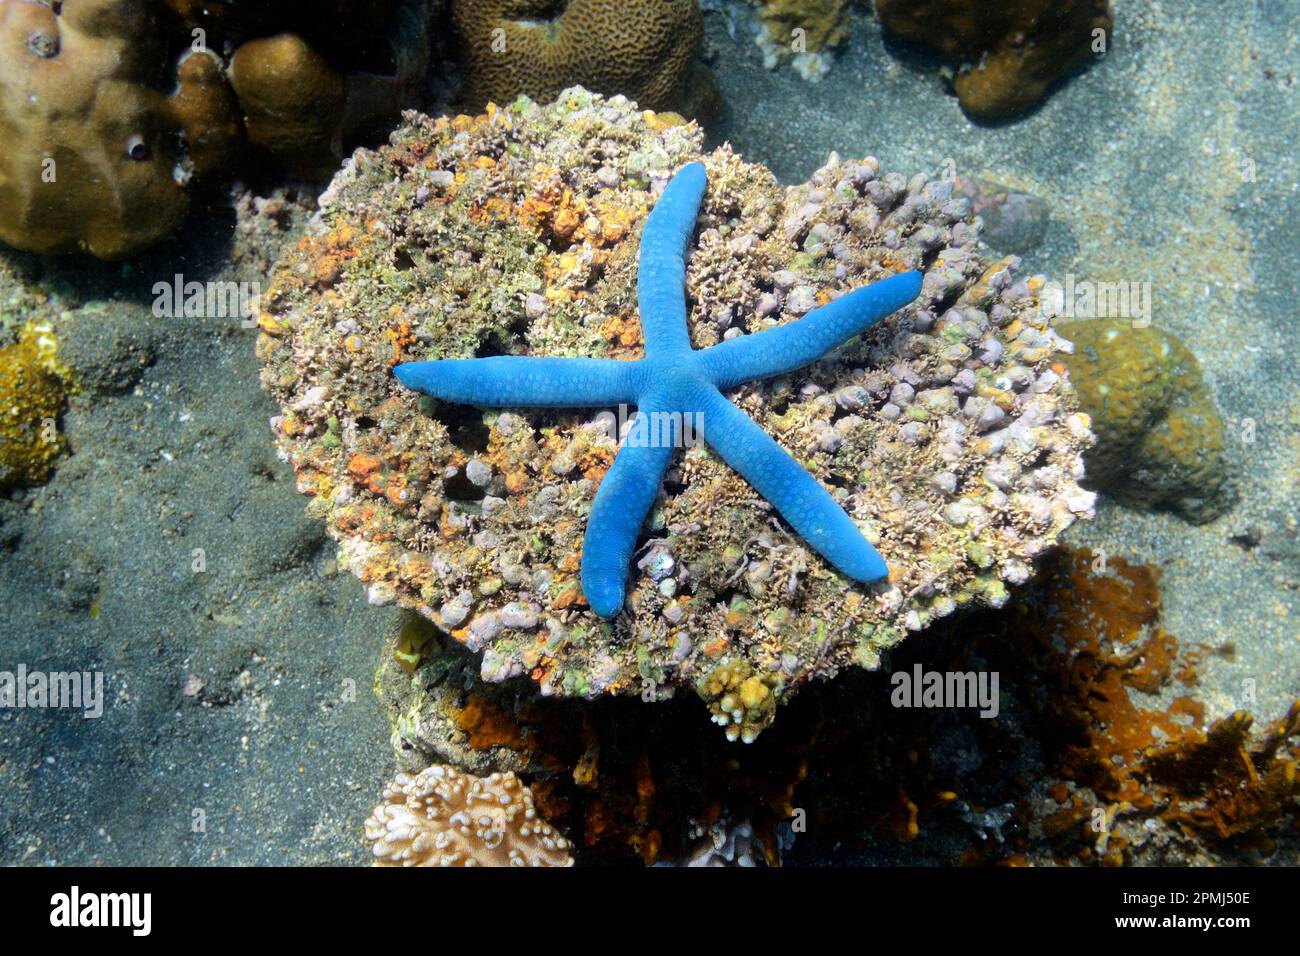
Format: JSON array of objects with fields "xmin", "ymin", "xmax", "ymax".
[
  {"xmin": 365, "ymin": 764, "xmax": 573, "ymax": 866},
  {"xmin": 451, "ymin": 0, "xmax": 715, "ymax": 118},
  {"xmin": 876, "ymin": 0, "xmax": 1113, "ymax": 120}
]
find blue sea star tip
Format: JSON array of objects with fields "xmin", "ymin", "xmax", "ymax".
[{"xmin": 395, "ymin": 162, "xmax": 923, "ymax": 617}]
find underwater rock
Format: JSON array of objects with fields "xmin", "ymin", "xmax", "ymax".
[
  {"xmin": 258, "ymin": 88, "xmax": 1093, "ymax": 737},
  {"xmin": 365, "ymin": 763, "xmax": 573, "ymax": 866},
  {"xmin": 1058, "ymin": 317, "xmax": 1232, "ymax": 523},
  {"xmin": 451, "ymin": 0, "xmax": 717, "ymax": 120},
  {"xmin": 952, "ymin": 176, "xmax": 1049, "ymax": 255},
  {"xmin": 876, "ymin": 0, "xmax": 1113, "ymax": 120}
]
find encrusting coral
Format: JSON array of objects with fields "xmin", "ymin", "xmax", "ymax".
[
  {"xmin": 1058, "ymin": 317, "xmax": 1231, "ymax": 523},
  {"xmin": 258, "ymin": 88, "xmax": 1094, "ymax": 738},
  {"xmin": 876, "ymin": 0, "xmax": 1113, "ymax": 120},
  {"xmin": 365, "ymin": 763, "xmax": 573, "ymax": 866},
  {"xmin": 0, "ymin": 0, "xmax": 221, "ymax": 258},
  {"xmin": 451, "ymin": 0, "xmax": 716, "ymax": 119}
]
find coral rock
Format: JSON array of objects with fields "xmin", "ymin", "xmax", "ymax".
[
  {"xmin": 750, "ymin": 0, "xmax": 850, "ymax": 80},
  {"xmin": 365, "ymin": 764, "xmax": 573, "ymax": 866},
  {"xmin": 876, "ymin": 0, "xmax": 1113, "ymax": 120}
]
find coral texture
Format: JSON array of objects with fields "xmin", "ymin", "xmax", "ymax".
[
  {"xmin": 0, "ymin": 0, "xmax": 214, "ymax": 257},
  {"xmin": 876, "ymin": 0, "xmax": 1113, "ymax": 119},
  {"xmin": 1059, "ymin": 318, "xmax": 1231, "ymax": 522},
  {"xmin": 394, "ymin": 162, "xmax": 922, "ymax": 619},
  {"xmin": 0, "ymin": 0, "xmax": 434, "ymax": 258},
  {"xmin": 451, "ymin": 0, "xmax": 714, "ymax": 117},
  {"xmin": 257, "ymin": 89, "xmax": 1093, "ymax": 736},
  {"xmin": 364, "ymin": 764, "xmax": 573, "ymax": 866}
]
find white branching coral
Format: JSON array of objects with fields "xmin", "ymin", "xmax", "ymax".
[{"xmin": 365, "ymin": 764, "xmax": 573, "ymax": 867}]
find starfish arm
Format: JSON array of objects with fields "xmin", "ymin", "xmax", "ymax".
[
  {"xmin": 702, "ymin": 271, "xmax": 923, "ymax": 390},
  {"xmin": 697, "ymin": 388, "xmax": 889, "ymax": 582},
  {"xmin": 637, "ymin": 162, "xmax": 708, "ymax": 356},
  {"xmin": 581, "ymin": 404, "xmax": 677, "ymax": 617},
  {"xmin": 393, "ymin": 357, "xmax": 644, "ymax": 407}
]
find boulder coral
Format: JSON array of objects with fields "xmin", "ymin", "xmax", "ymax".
[
  {"xmin": 0, "ymin": 0, "xmax": 229, "ymax": 258},
  {"xmin": 258, "ymin": 89, "xmax": 1095, "ymax": 738},
  {"xmin": 196, "ymin": 0, "xmax": 439, "ymax": 178},
  {"xmin": 451, "ymin": 0, "xmax": 716, "ymax": 119},
  {"xmin": 0, "ymin": 0, "xmax": 435, "ymax": 258},
  {"xmin": 876, "ymin": 0, "xmax": 1113, "ymax": 120},
  {"xmin": 1058, "ymin": 317, "xmax": 1232, "ymax": 523},
  {"xmin": 365, "ymin": 764, "xmax": 573, "ymax": 866},
  {"xmin": 228, "ymin": 34, "xmax": 348, "ymax": 181},
  {"xmin": 0, "ymin": 321, "xmax": 70, "ymax": 490}
]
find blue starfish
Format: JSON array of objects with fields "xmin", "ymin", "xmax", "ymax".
[{"xmin": 395, "ymin": 162, "xmax": 922, "ymax": 618}]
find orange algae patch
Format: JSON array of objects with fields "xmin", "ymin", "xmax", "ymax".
[
  {"xmin": 300, "ymin": 222, "xmax": 365, "ymax": 289},
  {"xmin": 452, "ymin": 694, "xmax": 533, "ymax": 753}
]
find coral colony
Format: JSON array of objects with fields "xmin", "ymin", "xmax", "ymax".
[
  {"xmin": 260, "ymin": 91, "xmax": 1095, "ymax": 728},
  {"xmin": 395, "ymin": 163, "xmax": 923, "ymax": 616}
]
